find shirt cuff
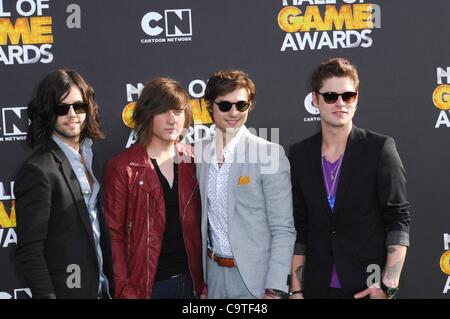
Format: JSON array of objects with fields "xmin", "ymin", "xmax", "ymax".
[
  {"xmin": 386, "ymin": 230, "xmax": 410, "ymax": 247},
  {"xmin": 294, "ymin": 242, "xmax": 306, "ymax": 255}
]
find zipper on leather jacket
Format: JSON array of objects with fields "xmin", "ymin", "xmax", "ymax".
[
  {"xmin": 182, "ymin": 183, "xmax": 198, "ymax": 297},
  {"xmin": 127, "ymin": 220, "xmax": 132, "ymax": 259},
  {"xmin": 146, "ymin": 193, "xmax": 151, "ymax": 299}
]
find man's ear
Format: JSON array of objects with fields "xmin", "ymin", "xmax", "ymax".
[
  {"xmin": 207, "ymin": 103, "xmax": 214, "ymax": 119},
  {"xmin": 311, "ymin": 91, "xmax": 319, "ymax": 107}
]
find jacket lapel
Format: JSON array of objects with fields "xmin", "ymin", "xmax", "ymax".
[
  {"xmin": 310, "ymin": 132, "xmax": 332, "ymax": 215},
  {"xmin": 49, "ymin": 140, "xmax": 97, "ymax": 250},
  {"xmin": 199, "ymin": 141, "xmax": 212, "ymax": 223},
  {"xmin": 332, "ymin": 126, "xmax": 364, "ymax": 216},
  {"xmin": 226, "ymin": 130, "xmax": 246, "ymax": 227}
]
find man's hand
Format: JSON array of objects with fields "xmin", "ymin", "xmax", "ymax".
[
  {"xmin": 354, "ymin": 287, "xmax": 387, "ymax": 299},
  {"xmin": 175, "ymin": 142, "xmax": 194, "ymax": 157},
  {"xmin": 262, "ymin": 294, "xmax": 279, "ymax": 299},
  {"xmin": 200, "ymin": 285, "xmax": 208, "ymax": 299},
  {"xmin": 262, "ymin": 289, "xmax": 288, "ymax": 299},
  {"xmin": 289, "ymin": 292, "xmax": 304, "ymax": 299}
]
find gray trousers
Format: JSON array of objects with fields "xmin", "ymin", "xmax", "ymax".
[{"xmin": 206, "ymin": 257, "xmax": 257, "ymax": 299}]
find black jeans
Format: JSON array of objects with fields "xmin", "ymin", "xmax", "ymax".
[{"xmin": 151, "ymin": 273, "xmax": 195, "ymax": 299}]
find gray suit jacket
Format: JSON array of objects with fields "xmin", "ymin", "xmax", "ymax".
[{"xmin": 194, "ymin": 127, "xmax": 296, "ymax": 297}]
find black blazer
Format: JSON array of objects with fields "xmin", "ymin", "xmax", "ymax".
[
  {"xmin": 289, "ymin": 126, "xmax": 411, "ymax": 298},
  {"xmin": 14, "ymin": 140, "xmax": 114, "ymax": 299}
]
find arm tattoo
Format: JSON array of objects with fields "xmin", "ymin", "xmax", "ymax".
[
  {"xmin": 294, "ymin": 265, "xmax": 304, "ymax": 286},
  {"xmin": 387, "ymin": 247, "xmax": 397, "ymax": 255},
  {"xmin": 385, "ymin": 261, "xmax": 402, "ymax": 281}
]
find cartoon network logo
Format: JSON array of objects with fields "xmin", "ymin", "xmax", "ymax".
[
  {"xmin": 303, "ymin": 92, "xmax": 321, "ymax": 123},
  {"xmin": 140, "ymin": 9, "xmax": 192, "ymax": 44},
  {"xmin": 0, "ymin": 288, "xmax": 31, "ymax": 299},
  {"xmin": 0, "ymin": 107, "xmax": 28, "ymax": 142}
]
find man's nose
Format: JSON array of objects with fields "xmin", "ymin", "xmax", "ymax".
[
  {"xmin": 67, "ymin": 105, "xmax": 77, "ymax": 116},
  {"xmin": 229, "ymin": 104, "xmax": 239, "ymax": 115}
]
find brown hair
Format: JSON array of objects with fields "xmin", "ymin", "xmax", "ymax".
[
  {"xmin": 133, "ymin": 77, "xmax": 191, "ymax": 146},
  {"xmin": 204, "ymin": 70, "xmax": 256, "ymax": 112},
  {"xmin": 311, "ymin": 57, "xmax": 359, "ymax": 92},
  {"xmin": 27, "ymin": 69, "xmax": 104, "ymax": 147}
]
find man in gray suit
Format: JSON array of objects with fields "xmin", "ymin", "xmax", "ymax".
[{"xmin": 194, "ymin": 70, "xmax": 296, "ymax": 299}]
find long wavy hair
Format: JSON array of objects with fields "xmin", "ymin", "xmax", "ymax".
[
  {"xmin": 133, "ymin": 77, "xmax": 192, "ymax": 146},
  {"xmin": 27, "ymin": 69, "xmax": 105, "ymax": 147}
]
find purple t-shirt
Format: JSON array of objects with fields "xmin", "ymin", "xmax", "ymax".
[{"xmin": 322, "ymin": 156, "xmax": 343, "ymax": 289}]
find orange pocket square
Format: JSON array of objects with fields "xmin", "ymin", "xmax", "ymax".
[{"xmin": 238, "ymin": 176, "xmax": 250, "ymax": 185}]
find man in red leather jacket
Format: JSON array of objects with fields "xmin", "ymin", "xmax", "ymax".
[{"xmin": 103, "ymin": 78, "xmax": 206, "ymax": 299}]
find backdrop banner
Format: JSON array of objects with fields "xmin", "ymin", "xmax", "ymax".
[{"xmin": 0, "ymin": 0, "xmax": 449, "ymax": 299}]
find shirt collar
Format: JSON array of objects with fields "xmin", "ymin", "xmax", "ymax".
[
  {"xmin": 51, "ymin": 135, "xmax": 93, "ymax": 161},
  {"xmin": 211, "ymin": 125, "xmax": 246, "ymax": 162}
]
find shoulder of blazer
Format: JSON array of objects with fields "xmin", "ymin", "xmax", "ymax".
[
  {"xmin": 288, "ymin": 130, "xmax": 322, "ymax": 159},
  {"xmin": 21, "ymin": 140, "xmax": 65, "ymax": 168},
  {"xmin": 194, "ymin": 138, "xmax": 212, "ymax": 150},
  {"xmin": 350, "ymin": 126, "xmax": 392, "ymax": 147},
  {"xmin": 242, "ymin": 127, "xmax": 284, "ymax": 152},
  {"xmin": 193, "ymin": 138, "xmax": 213, "ymax": 166},
  {"xmin": 243, "ymin": 128, "xmax": 269, "ymax": 145},
  {"xmin": 242, "ymin": 128, "xmax": 288, "ymax": 162}
]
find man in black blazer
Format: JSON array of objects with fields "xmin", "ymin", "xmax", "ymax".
[
  {"xmin": 14, "ymin": 70, "xmax": 114, "ymax": 299},
  {"xmin": 289, "ymin": 58, "xmax": 411, "ymax": 299}
]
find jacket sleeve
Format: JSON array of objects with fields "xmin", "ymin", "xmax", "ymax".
[
  {"xmin": 14, "ymin": 163, "xmax": 55, "ymax": 298},
  {"xmin": 261, "ymin": 144, "xmax": 297, "ymax": 293},
  {"xmin": 288, "ymin": 144, "xmax": 308, "ymax": 255},
  {"xmin": 103, "ymin": 159, "xmax": 138, "ymax": 298},
  {"xmin": 377, "ymin": 137, "xmax": 411, "ymax": 246}
]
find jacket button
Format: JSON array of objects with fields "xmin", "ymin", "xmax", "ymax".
[{"xmin": 139, "ymin": 180, "xmax": 143, "ymax": 185}]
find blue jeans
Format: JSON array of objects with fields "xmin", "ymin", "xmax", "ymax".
[{"xmin": 151, "ymin": 274, "xmax": 195, "ymax": 299}]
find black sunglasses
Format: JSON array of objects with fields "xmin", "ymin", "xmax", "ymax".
[
  {"xmin": 214, "ymin": 100, "xmax": 250, "ymax": 112},
  {"xmin": 55, "ymin": 102, "xmax": 88, "ymax": 116},
  {"xmin": 316, "ymin": 91, "xmax": 358, "ymax": 104}
]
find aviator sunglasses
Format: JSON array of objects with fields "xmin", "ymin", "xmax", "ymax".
[
  {"xmin": 316, "ymin": 91, "xmax": 358, "ymax": 104},
  {"xmin": 214, "ymin": 100, "xmax": 250, "ymax": 113},
  {"xmin": 55, "ymin": 102, "xmax": 88, "ymax": 116}
]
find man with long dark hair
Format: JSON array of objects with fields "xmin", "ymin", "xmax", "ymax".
[{"xmin": 14, "ymin": 69, "xmax": 114, "ymax": 299}]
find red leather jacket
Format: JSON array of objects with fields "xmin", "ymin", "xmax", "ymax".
[{"xmin": 103, "ymin": 145, "xmax": 204, "ymax": 298}]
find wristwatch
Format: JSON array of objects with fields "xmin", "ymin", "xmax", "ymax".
[{"xmin": 380, "ymin": 281, "xmax": 399, "ymax": 299}]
